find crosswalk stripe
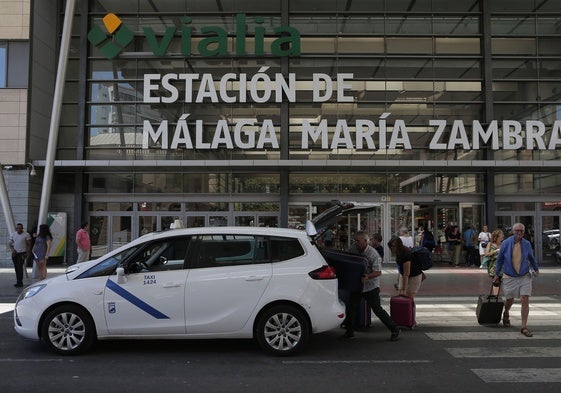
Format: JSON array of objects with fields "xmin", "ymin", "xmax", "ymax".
[
  {"xmin": 447, "ymin": 347, "xmax": 561, "ymax": 357},
  {"xmin": 473, "ymin": 368, "xmax": 561, "ymax": 383},
  {"xmin": 393, "ymin": 296, "xmax": 560, "ymax": 302},
  {"xmin": 427, "ymin": 331, "xmax": 561, "ymax": 340}
]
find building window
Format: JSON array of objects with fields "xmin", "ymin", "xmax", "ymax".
[
  {"xmin": 0, "ymin": 42, "xmax": 6, "ymax": 87},
  {"xmin": 0, "ymin": 41, "xmax": 29, "ymax": 88}
]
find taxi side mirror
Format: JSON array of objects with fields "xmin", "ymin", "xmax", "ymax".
[{"xmin": 116, "ymin": 267, "xmax": 127, "ymax": 284}]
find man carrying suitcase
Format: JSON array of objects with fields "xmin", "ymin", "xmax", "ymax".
[{"xmin": 341, "ymin": 231, "xmax": 400, "ymax": 341}]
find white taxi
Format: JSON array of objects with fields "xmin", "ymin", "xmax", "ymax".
[{"xmin": 14, "ymin": 221, "xmax": 347, "ymax": 356}]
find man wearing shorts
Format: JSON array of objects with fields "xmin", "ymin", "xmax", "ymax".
[{"xmin": 493, "ymin": 223, "xmax": 539, "ymax": 337}]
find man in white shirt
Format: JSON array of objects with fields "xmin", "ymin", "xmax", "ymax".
[
  {"xmin": 399, "ymin": 227, "xmax": 414, "ymax": 249},
  {"xmin": 478, "ymin": 225, "xmax": 491, "ymax": 267},
  {"xmin": 9, "ymin": 223, "xmax": 32, "ymax": 287}
]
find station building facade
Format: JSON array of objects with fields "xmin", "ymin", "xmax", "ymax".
[{"xmin": 2, "ymin": 0, "xmax": 561, "ymax": 265}]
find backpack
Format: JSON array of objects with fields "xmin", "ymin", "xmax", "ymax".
[
  {"xmin": 421, "ymin": 231, "xmax": 436, "ymax": 251},
  {"xmin": 411, "ymin": 246, "xmax": 433, "ymax": 270}
]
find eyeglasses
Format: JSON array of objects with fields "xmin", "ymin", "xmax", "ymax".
[{"xmin": 513, "ymin": 229, "xmax": 524, "ymax": 232}]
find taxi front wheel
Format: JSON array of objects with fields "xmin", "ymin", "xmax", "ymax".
[
  {"xmin": 41, "ymin": 304, "xmax": 96, "ymax": 355},
  {"xmin": 255, "ymin": 305, "xmax": 310, "ymax": 356}
]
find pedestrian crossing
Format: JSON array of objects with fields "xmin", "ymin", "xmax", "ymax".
[
  {"xmin": 0, "ymin": 303, "xmax": 14, "ymax": 314},
  {"xmin": 404, "ymin": 295, "xmax": 561, "ymax": 385},
  {"xmin": 473, "ymin": 368, "xmax": 561, "ymax": 383},
  {"xmin": 384, "ymin": 296, "xmax": 561, "ymax": 327}
]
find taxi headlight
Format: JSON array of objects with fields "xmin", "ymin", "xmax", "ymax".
[{"xmin": 19, "ymin": 284, "xmax": 47, "ymax": 301}]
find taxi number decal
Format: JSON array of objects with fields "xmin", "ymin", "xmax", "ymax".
[{"xmin": 143, "ymin": 274, "xmax": 156, "ymax": 285}]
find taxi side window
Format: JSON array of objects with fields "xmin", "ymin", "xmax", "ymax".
[
  {"xmin": 270, "ymin": 237, "xmax": 305, "ymax": 262},
  {"xmin": 188, "ymin": 235, "xmax": 269, "ymax": 268},
  {"xmin": 131, "ymin": 237, "xmax": 190, "ymax": 272}
]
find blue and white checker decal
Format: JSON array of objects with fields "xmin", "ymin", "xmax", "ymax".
[{"xmin": 106, "ymin": 279, "xmax": 170, "ymax": 319}]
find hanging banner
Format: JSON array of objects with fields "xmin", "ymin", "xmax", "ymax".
[{"xmin": 47, "ymin": 212, "xmax": 67, "ymax": 259}]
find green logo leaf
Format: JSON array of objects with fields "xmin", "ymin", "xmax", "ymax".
[{"xmin": 87, "ymin": 14, "xmax": 133, "ymax": 59}]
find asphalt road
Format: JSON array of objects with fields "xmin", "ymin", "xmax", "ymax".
[{"xmin": 1, "ymin": 261, "xmax": 560, "ymax": 393}]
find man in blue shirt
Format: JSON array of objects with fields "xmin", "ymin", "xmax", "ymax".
[
  {"xmin": 463, "ymin": 225, "xmax": 477, "ymax": 266},
  {"xmin": 493, "ymin": 223, "xmax": 539, "ymax": 337}
]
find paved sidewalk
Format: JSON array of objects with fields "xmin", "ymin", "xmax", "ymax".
[{"xmin": 0, "ymin": 266, "xmax": 67, "ymax": 300}]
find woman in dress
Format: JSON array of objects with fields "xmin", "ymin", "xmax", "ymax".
[
  {"xmin": 484, "ymin": 229, "xmax": 504, "ymax": 297},
  {"xmin": 32, "ymin": 224, "xmax": 52, "ymax": 280}
]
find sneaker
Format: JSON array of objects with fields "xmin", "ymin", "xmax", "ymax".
[
  {"xmin": 14, "ymin": 283, "xmax": 23, "ymax": 288},
  {"xmin": 390, "ymin": 328, "xmax": 400, "ymax": 341},
  {"xmin": 340, "ymin": 331, "xmax": 355, "ymax": 340}
]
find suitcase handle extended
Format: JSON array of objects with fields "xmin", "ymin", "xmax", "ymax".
[{"xmin": 487, "ymin": 279, "xmax": 501, "ymax": 301}]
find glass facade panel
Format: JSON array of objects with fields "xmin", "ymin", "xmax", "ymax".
[
  {"xmin": 493, "ymin": 81, "xmax": 538, "ymax": 102},
  {"xmin": 435, "ymin": 38, "xmax": 480, "ymax": 54},
  {"xmin": 86, "ymin": 172, "xmax": 280, "ymax": 194},
  {"xmin": 386, "ymin": 38, "xmax": 433, "ymax": 54},
  {"xmin": 537, "ymin": 17, "xmax": 561, "ymax": 34},
  {"xmin": 492, "ymin": 38, "xmax": 536, "ymax": 55},
  {"xmin": 491, "ymin": 17, "xmax": 536, "ymax": 35},
  {"xmin": 538, "ymin": 37, "xmax": 561, "ymax": 55},
  {"xmin": 433, "ymin": 17, "xmax": 479, "ymax": 35},
  {"xmin": 385, "ymin": 16, "xmax": 432, "ymax": 34},
  {"xmin": 492, "ymin": 59, "xmax": 538, "ymax": 79},
  {"xmin": 434, "ymin": 59, "xmax": 481, "ymax": 79},
  {"xmin": 489, "ymin": 0, "xmax": 538, "ymax": 12},
  {"xmin": 540, "ymin": 60, "xmax": 561, "ymax": 79}
]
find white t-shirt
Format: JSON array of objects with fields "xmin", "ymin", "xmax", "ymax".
[
  {"xmin": 478, "ymin": 231, "xmax": 491, "ymax": 254},
  {"xmin": 400, "ymin": 235, "xmax": 414, "ymax": 249},
  {"xmin": 10, "ymin": 231, "xmax": 31, "ymax": 253}
]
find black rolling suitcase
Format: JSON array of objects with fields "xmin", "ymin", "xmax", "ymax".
[
  {"xmin": 476, "ymin": 282, "xmax": 504, "ymax": 325},
  {"xmin": 321, "ymin": 249, "xmax": 371, "ymax": 328},
  {"xmin": 354, "ymin": 296, "xmax": 372, "ymax": 329}
]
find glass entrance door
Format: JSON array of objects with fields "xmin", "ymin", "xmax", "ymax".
[
  {"xmin": 89, "ymin": 213, "xmax": 132, "ymax": 258},
  {"xmin": 388, "ymin": 203, "xmax": 414, "ymax": 239},
  {"xmin": 496, "ymin": 213, "xmax": 535, "ymax": 254},
  {"xmin": 541, "ymin": 215, "xmax": 559, "ymax": 263}
]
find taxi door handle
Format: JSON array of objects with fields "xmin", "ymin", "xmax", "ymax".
[
  {"xmin": 163, "ymin": 283, "xmax": 182, "ymax": 288},
  {"xmin": 245, "ymin": 276, "xmax": 264, "ymax": 281}
]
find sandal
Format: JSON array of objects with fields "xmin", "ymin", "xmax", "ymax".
[
  {"xmin": 521, "ymin": 328, "xmax": 533, "ymax": 337},
  {"xmin": 502, "ymin": 313, "xmax": 511, "ymax": 328}
]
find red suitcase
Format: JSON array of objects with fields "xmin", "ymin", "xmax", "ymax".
[{"xmin": 390, "ymin": 295, "xmax": 416, "ymax": 329}]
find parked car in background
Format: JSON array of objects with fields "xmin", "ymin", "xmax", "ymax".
[{"xmin": 543, "ymin": 229, "xmax": 560, "ymax": 250}]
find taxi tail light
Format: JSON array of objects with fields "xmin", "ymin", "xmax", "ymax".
[{"xmin": 308, "ymin": 265, "xmax": 337, "ymax": 280}]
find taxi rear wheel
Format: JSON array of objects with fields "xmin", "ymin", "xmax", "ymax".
[
  {"xmin": 41, "ymin": 304, "xmax": 96, "ymax": 355},
  {"xmin": 255, "ymin": 305, "xmax": 310, "ymax": 356}
]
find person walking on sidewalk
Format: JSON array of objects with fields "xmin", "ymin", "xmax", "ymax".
[
  {"xmin": 341, "ymin": 231, "xmax": 400, "ymax": 341},
  {"xmin": 32, "ymin": 224, "xmax": 52, "ymax": 281},
  {"xmin": 493, "ymin": 223, "xmax": 539, "ymax": 337},
  {"xmin": 76, "ymin": 222, "xmax": 91, "ymax": 263},
  {"xmin": 8, "ymin": 223, "xmax": 31, "ymax": 287},
  {"xmin": 447, "ymin": 225, "xmax": 462, "ymax": 266},
  {"xmin": 478, "ymin": 225, "xmax": 492, "ymax": 268}
]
